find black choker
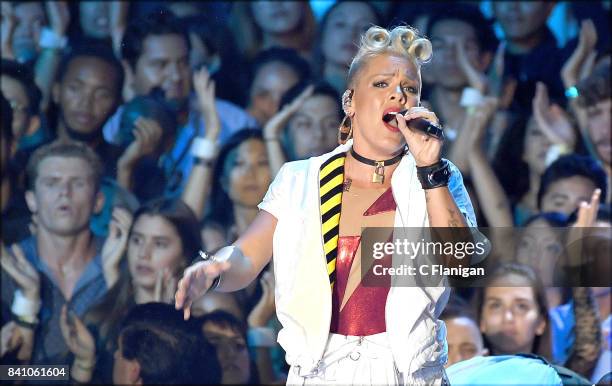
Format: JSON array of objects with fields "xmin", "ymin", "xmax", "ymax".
[{"xmin": 349, "ymin": 147, "xmax": 405, "ymax": 184}]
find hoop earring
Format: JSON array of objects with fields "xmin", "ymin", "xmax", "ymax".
[{"xmin": 338, "ymin": 115, "xmax": 352, "ymax": 145}]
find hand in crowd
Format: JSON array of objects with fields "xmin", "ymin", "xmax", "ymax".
[
  {"xmin": 263, "ymin": 84, "xmax": 314, "ymax": 140},
  {"xmin": 247, "ymin": 270, "xmax": 276, "ymax": 328},
  {"xmin": 0, "ymin": 245, "xmax": 38, "ymax": 362},
  {"xmin": 395, "ymin": 107, "xmax": 442, "ymax": 167},
  {"xmin": 489, "ymin": 42, "xmax": 517, "ymax": 108},
  {"xmin": 59, "ymin": 305, "xmax": 95, "ymax": 383},
  {"xmin": 1, "ymin": 244, "xmax": 40, "ymax": 302},
  {"xmin": 454, "ymin": 38, "xmax": 488, "ymax": 95},
  {"xmin": 574, "ymin": 189, "xmax": 603, "ymax": 228},
  {"xmin": 194, "ymin": 67, "xmax": 221, "ymax": 141},
  {"xmin": 467, "ymin": 97, "xmax": 499, "ymax": 150},
  {"xmin": 117, "ymin": 117, "xmax": 163, "ymax": 192},
  {"xmin": 118, "ymin": 117, "xmax": 163, "ymax": 166},
  {"xmin": 1, "ymin": 321, "xmax": 19, "ymax": 357},
  {"xmin": 561, "ymin": 19, "xmax": 598, "ymax": 89},
  {"xmin": 101, "ymin": 207, "xmax": 133, "ymax": 289},
  {"xmin": 0, "ymin": 2, "xmax": 16, "ymax": 60},
  {"xmin": 532, "ymin": 82, "xmax": 576, "ymax": 147},
  {"xmin": 154, "ymin": 268, "xmax": 179, "ymax": 304},
  {"xmin": 262, "ymin": 84, "xmax": 314, "ymax": 176},
  {"xmin": 465, "ymin": 96, "xmax": 515, "ymax": 229},
  {"xmin": 182, "ymin": 68, "xmax": 224, "ymax": 220},
  {"xmin": 45, "ymin": 1, "xmax": 70, "ymax": 38},
  {"xmin": 566, "ymin": 188, "xmax": 602, "ymax": 268},
  {"xmin": 454, "ymin": 38, "xmax": 517, "ymax": 106},
  {"xmin": 175, "ymin": 259, "xmax": 231, "ymax": 320},
  {"xmin": 0, "ymin": 320, "xmax": 35, "ymax": 361},
  {"xmin": 487, "ymin": 42, "xmax": 506, "ymax": 98}
]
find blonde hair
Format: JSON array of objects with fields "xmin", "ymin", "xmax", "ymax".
[{"xmin": 347, "ymin": 25, "xmax": 432, "ymax": 87}]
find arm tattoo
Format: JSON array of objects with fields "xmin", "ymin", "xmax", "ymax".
[{"xmin": 447, "ymin": 208, "xmax": 461, "ymax": 227}]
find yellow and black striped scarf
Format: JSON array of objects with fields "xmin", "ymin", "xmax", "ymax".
[{"xmin": 318, "ymin": 153, "xmax": 347, "ymax": 289}]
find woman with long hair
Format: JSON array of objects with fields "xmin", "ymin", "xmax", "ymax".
[
  {"xmin": 85, "ymin": 198, "xmax": 201, "ymax": 383},
  {"xmin": 203, "ymin": 129, "xmax": 271, "ymax": 251}
]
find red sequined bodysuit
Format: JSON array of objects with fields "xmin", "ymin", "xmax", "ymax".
[{"xmin": 330, "ymin": 188, "xmax": 396, "ymax": 336}]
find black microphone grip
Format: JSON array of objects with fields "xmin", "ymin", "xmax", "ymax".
[{"xmin": 383, "ymin": 110, "xmax": 445, "ymax": 140}]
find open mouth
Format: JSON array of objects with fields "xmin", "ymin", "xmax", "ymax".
[
  {"xmin": 382, "ymin": 108, "xmax": 408, "ymax": 131},
  {"xmin": 383, "ymin": 119, "xmax": 400, "ymax": 133},
  {"xmin": 385, "ymin": 117, "xmax": 399, "ymax": 127},
  {"xmin": 382, "ymin": 109, "xmax": 408, "ymax": 124}
]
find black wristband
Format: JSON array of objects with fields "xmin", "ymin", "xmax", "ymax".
[
  {"xmin": 210, "ymin": 275, "xmax": 221, "ymax": 290},
  {"xmin": 416, "ymin": 159, "xmax": 451, "ymax": 189},
  {"xmin": 12, "ymin": 313, "xmax": 38, "ymax": 329}
]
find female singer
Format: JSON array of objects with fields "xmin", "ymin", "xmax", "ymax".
[{"xmin": 176, "ymin": 25, "xmax": 477, "ymax": 385}]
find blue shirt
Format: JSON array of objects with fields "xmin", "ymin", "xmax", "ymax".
[{"xmin": 549, "ymin": 301, "xmax": 576, "ymax": 365}]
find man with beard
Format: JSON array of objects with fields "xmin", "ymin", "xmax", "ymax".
[
  {"xmin": 102, "ymin": 11, "xmax": 256, "ymax": 198},
  {"xmin": 53, "ymin": 42, "xmax": 124, "ymax": 177}
]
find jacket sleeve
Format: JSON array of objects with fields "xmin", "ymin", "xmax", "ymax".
[
  {"xmin": 447, "ymin": 160, "xmax": 477, "ymax": 227},
  {"xmin": 257, "ymin": 162, "xmax": 292, "ymax": 221},
  {"xmin": 447, "ymin": 160, "xmax": 492, "ymax": 264}
]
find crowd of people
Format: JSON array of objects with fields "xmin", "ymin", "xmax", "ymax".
[{"xmin": 0, "ymin": 1, "xmax": 610, "ymax": 385}]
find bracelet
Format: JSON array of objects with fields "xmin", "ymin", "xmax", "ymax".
[
  {"xmin": 460, "ymin": 87, "xmax": 484, "ymax": 107},
  {"xmin": 191, "ymin": 137, "xmax": 217, "ymax": 161},
  {"xmin": 12, "ymin": 312, "xmax": 39, "ymax": 329},
  {"xmin": 196, "ymin": 251, "xmax": 222, "ymax": 291},
  {"xmin": 210, "ymin": 275, "xmax": 222, "ymax": 291},
  {"xmin": 416, "ymin": 159, "xmax": 451, "ymax": 190},
  {"xmin": 565, "ymin": 86, "xmax": 579, "ymax": 99},
  {"xmin": 194, "ymin": 246, "xmax": 240, "ymax": 291},
  {"xmin": 39, "ymin": 27, "xmax": 67, "ymax": 49},
  {"xmin": 11, "ymin": 289, "xmax": 41, "ymax": 318}
]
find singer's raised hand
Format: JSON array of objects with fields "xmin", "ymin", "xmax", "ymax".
[{"xmin": 395, "ymin": 107, "xmax": 442, "ymax": 167}]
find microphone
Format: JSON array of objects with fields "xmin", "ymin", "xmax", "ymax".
[{"xmin": 383, "ymin": 110, "xmax": 445, "ymax": 140}]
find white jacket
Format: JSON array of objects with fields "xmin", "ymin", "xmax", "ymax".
[{"xmin": 258, "ymin": 140, "xmax": 477, "ymax": 383}]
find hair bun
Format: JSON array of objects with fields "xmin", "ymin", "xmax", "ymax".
[
  {"xmin": 354, "ymin": 25, "xmax": 432, "ymax": 67},
  {"xmin": 362, "ymin": 27, "xmax": 390, "ymax": 50},
  {"xmin": 408, "ymin": 38, "xmax": 433, "ymax": 64},
  {"xmin": 347, "ymin": 25, "xmax": 433, "ymax": 86},
  {"xmin": 395, "ymin": 28, "xmax": 416, "ymax": 50}
]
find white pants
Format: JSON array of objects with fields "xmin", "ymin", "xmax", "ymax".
[{"xmin": 286, "ymin": 332, "xmax": 448, "ymax": 386}]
